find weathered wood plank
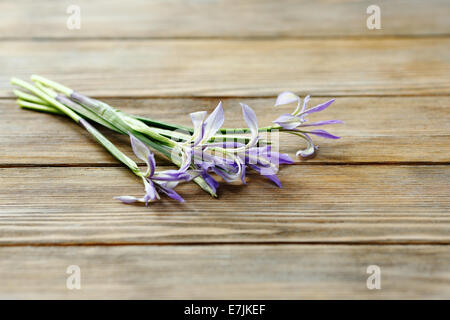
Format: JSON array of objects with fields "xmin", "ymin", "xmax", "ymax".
[
  {"xmin": 1, "ymin": 0, "xmax": 449, "ymax": 39},
  {"xmin": 1, "ymin": 97, "xmax": 448, "ymax": 165},
  {"xmin": 0, "ymin": 245, "xmax": 448, "ymax": 299},
  {"xmin": 2, "ymin": 39, "xmax": 449, "ymax": 97},
  {"xmin": 0, "ymin": 165, "xmax": 448, "ymax": 244}
]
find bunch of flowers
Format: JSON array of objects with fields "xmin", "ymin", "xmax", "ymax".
[{"xmin": 11, "ymin": 75, "xmax": 342, "ymax": 205}]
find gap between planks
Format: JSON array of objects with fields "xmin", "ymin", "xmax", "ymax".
[
  {"xmin": 1, "ymin": 162, "xmax": 449, "ymax": 168},
  {"xmin": 1, "ymin": 241, "xmax": 450, "ymax": 248},
  {"xmin": 2, "ymin": 94, "xmax": 450, "ymax": 100},
  {"xmin": 1, "ymin": 34, "xmax": 450, "ymax": 42}
]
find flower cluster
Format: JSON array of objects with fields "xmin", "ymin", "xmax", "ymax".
[
  {"xmin": 273, "ymin": 92, "xmax": 343, "ymax": 157},
  {"xmin": 11, "ymin": 75, "xmax": 342, "ymax": 206}
]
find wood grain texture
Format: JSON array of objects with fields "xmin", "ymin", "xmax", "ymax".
[
  {"xmin": 0, "ymin": 245, "xmax": 448, "ymax": 299},
  {"xmin": 0, "ymin": 165, "xmax": 448, "ymax": 245},
  {"xmin": 1, "ymin": 0, "xmax": 449, "ymax": 39},
  {"xmin": 1, "ymin": 96, "xmax": 449, "ymax": 165},
  {"xmin": 2, "ymin": 39, "xmax": 449, "ymax": 97},
  {"xmin": 1, "ymin": 0, "xmax": 449, "ymax": 300}
]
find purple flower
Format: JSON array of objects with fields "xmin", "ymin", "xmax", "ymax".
[
  {"xmin": 240, "ymin": 146, "xmax": 294, "ymax": 187},
  {"xmin": 115, "ymin": 134, "xmax": 191, "ymax": 205},
  {"xmin": 273, "ymin": 92, "xmax": 343, "ymax": 158},
  {"xmin": 194, "ymin": 149, "xmax": 242, "ymax": 183},
  {"xmin": 185, "ymin": 101, "xmax": 294, "ymax": 190},
  {"xmin": 186, "ymin": 102, "xmax": 255, "ymax": 185}
]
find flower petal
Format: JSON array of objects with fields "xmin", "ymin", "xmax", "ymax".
[
  {"xmin": 274, "ymin": 91, "xmax": 300, "ymax": 107},
  {"xmin": 153, "ymin": 169, "xmax": 192, "ymax": 182},
  {"xmin": 158, "ymin": 180, "xmax": 180, "ymax": 190},
  {"xmin": 301, "ymin": 99, "xmax": 335, "ymax": 116},
  {"xmin": 157, "ymin": 185, "xmax": 185, "ymax": 203},
  {"xmin": 265, "ymin": 174, "xmax": 282, "ymax": 188},
  {"xmin": 304, "ymin": 129, "xmax": 340, "ymax": 139},
  {"xmin": 130, "ymin": 134, "xmax": 151, "ymax": 162},
  {"xmin": 190, "ymin": 111, "xmax": 207, "ymax": 128},
  {"xmin": 190, "ymin": 111, "xmax": 207, "ymax": 146},
  {"xmin": 248, "ymin": 164, "xmax": 282, "ymax": 187},
  {"xmin": 147, "ymin": 153, "xmax": 156, "ymax": 177},
  {"xmin": 145, "ymin": 179, "xmax": 159, "ymax": 203},
  {"xmin": 202, "ymin": 171, "xmax": 219, "ymax": 194},
  {"xmin": 240, "ymin": 103, "xmax": 259, "ymax": 147},
  {"xmin": 299, "ymin": 95, "xmax": 310, "ymax": 114},
  {"xmin": 295, "ymin": 133, "xmax": 317, "ymax": 158},
  {"xmin": 273, "ymin": 113, "xmax": 296, "ymax": 123},
  {"xmin": 114, "ymin": 196, "xmax": 143, "ymax": 204},
  {"xmin": 273, "ymin": 113, "xmax": 303, "ymax": 130},
  {"xmin": 204, "ymin": 141, "xmax": 245, "ymax": 148},
  {"xmin": 203, "ymin": 101, "xmax": 224, "ymax": 142},
  {"xmin": 266, "ymin": 151, "xmax": 295, "ymax": 165},
  {"xmin": 299, "ymin": 120, "xmax": 343, "ymax": 127},
  {"xmin": 129, "ymin": 134, "xmax": 154, "ymax": 176}
]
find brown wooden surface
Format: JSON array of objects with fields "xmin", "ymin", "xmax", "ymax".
[
  {"xmin": 0, "ymin": 1, "xmax": 449, "ymax": 299},
  {"xmin": 1, "ymin": 0, "xmax": 449, "ymax": 38},
  {"xmin": 1, "ymin": 165, "xmax": 449, "ymax": 245},
  {"xmin": 0, "ymin": 245, "xmax": 448, "ymax": 299},
  {"xmin": 1, "ymin": 39, "xmax": 449, "ymax": 97},
  {"xmin": 1, "ymin": 96, "xmax": 449, "ymax": 165}
]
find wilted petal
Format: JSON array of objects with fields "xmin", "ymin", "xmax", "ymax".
[
  {"xmin": 274, "ymin": 91, "xmax": 300, "ymax": 107},
  {"xmin": 304, "ymin": 129, "xmax": 340, "ymax": 139},
  {"xmin": 295, "ymin": 133, "xmax": 317, "ymax": 158},
  {"xmin": 203, "ymin": 101, "xmax": 224, "ymax": 142}
]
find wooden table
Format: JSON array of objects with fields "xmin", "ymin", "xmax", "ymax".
[{"xmin": 0, "ymin": 1, "xmax": 449, "ymax": 299}]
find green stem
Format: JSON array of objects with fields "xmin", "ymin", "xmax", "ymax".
[
  {"xmin": 17, "ymin": 99, "xmax": 64, "ymax": 115},
  {"xmin": 11, "ymin": 78, "xmax": 141, "ymax": 175},
  {"xmin": 29, "ymin": 75, "xmax": 280, "ymax": 135},
  {"xmin": 30, "ymin": 75, "xmax": 73, "ymax": 96},
  {"xmin": 13, "ymin": 81, "xmax": 217, "ymax": 197},
  {"xmin": 11, "ymin": 78, "xmax": 80, "ymax": 123},
  {"xmin": 14, "ymin": 89, "xmax": 53, "ymax": 106}
]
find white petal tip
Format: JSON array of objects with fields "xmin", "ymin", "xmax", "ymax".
[{"xmin": 274, "ymin": 91, "xmax": 300, "ymax": 107}]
